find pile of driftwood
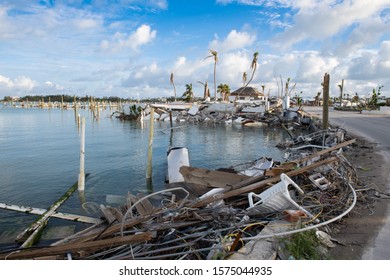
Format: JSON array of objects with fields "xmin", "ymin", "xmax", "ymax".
[{"xmin": 0, "ymin": 139, "xmax": 362, "ymax": 260}]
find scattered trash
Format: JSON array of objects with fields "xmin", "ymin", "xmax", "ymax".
[
  {"xmin": 0, "ymin": 135, "xmax": 365, "ymax": 260},
  {"xmin": 0, "ymin": 101, "xmax": 383, "ymax": 260}
]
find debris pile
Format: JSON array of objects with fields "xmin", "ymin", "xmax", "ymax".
[
  {"xmin": 0, "ymin": 139, "xmax": 367, "ymax": 260},
  {"xmin": 115, "ymin": 102, "xmax": 313, "ymax": 128}
]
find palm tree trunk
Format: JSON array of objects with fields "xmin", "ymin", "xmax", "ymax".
[{"xmin": 213, "ymin": 62, "xmax": 217, "ymax": 101}]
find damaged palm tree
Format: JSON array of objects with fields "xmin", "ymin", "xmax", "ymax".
[{"xmin": 205, "ymin": 49, "xmax": 218, "ymax": 101}]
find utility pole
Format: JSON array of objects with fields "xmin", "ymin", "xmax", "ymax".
[{"xmin": 323, "ymin": 73, "xmax": 330, "ymax": 130}]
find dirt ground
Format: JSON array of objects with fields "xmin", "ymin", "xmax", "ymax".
[{"xmin": 328, "ymin": 137, "xmax": 390, "ymax": 259}]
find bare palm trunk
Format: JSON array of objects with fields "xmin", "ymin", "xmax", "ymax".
[{"xmin": 213, "ymin": 62, "xmax": 217, "ymax": 101}]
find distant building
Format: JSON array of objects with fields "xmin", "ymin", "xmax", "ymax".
[{"xmin": 228, "ymin": 87, "xmax": 265, "ymax": 102}]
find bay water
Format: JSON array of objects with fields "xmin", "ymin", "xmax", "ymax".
[{"xmin": 0, "ymin": 105, "xmax": 289, "ymax": 247}]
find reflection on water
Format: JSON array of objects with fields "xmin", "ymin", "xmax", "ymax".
[{"xmin": 0, "ymin": 106, "xmax": 289, "ymax": 246}]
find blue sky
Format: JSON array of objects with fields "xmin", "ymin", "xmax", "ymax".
[{"xmin": 0, "ymin": 0, "xmax": 389, "ymax": 99}]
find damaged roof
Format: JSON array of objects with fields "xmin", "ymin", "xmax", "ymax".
[{"xmin": 230, "ymin": 86, "xmax": 264, "ymax": 96}]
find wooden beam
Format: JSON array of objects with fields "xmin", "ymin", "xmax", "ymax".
[
  {"xmin": 190, "ymin": 157, "xmax": 339, "ymax": 208},
  {"xmin": 16, "ymin": 174, "xmax": 90, "ymax": 248},
  {"xmin": 264, "ymin": 139, "xmax": 356, "ymax": 176},
  {"xmin": 1, "ymin": 232, "xmax": 152, "ymax": 260},
  {"xmin": 0, "ymin": 202, "xmax": 100, "ymax": 224},
  {"xmin": 180, "ymin": 166, "xmax": 250, "ymax": 188}
]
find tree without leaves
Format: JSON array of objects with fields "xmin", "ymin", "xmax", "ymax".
[
  {"xmin": 170, "ymin": 72, "xmax": 177, "ymax": 101},
  {"xmin": 197, "ymin": 81, "xmax": 210, "ymax": 100},
  {"xmin": 237, "ymin": 52, "xmax": 259, "ymax": 100},
  {"xmin": 244, "ymin": 52, "xmax": 259, "ymax": 88},
  {"xmin": 205, "ymin": 49, "xmax": 218, "ymax": 101}
]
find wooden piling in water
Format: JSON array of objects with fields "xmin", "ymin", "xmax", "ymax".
[
  {"xmin": 146, "ymin": 107, "xmax": 155, "ymax": 181},
  {"xmin": 78, "ymin": 117, "xmax": 86, "ymax": 191}
]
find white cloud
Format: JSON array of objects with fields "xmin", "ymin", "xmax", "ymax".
[
  {"xmin": 127, "ymin": 24, "xmax": 157, "ymax": 49},
  {"xmin": 0, "ymin": 6, "xmax": 15, "ymax": 39},
  {"xmin": 347, "ymin": 41, "xmax": 390, "ymax": 80},
  {"xmin": 0, "ymin": 75, "xmax": 37, "ymax": 90},
  {"xmin": 151, "ymin": 0, "xmax": 169, "ymax": 9},
  {"xmin": 209, "ymin": 29, "xmax": 256, "ymax": 52},
  {"xmin": 101, "ymin": 24, "xmax": 157, "ymax": 52},
  {"xmin": 74, "ymin": 18, "xmax": 100, "ymax": 29},
  {"xmin": 217, "ymin": 51, "xmax": 252, "ymax": 87},
  {"xmin": 273, "ymin": 0, "xmax": 390, "ymax": 48},
  {"xmin": 335, "ymin": 17, "xmax": 388, "ymax": 56}
]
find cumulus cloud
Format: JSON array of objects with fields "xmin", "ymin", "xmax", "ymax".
[
  {"xmin": 335, "ymin": 17, "xmax": 388, "ymax": 57},
  {"xmin": 0, "ymin": 75, "xmax": 37, "ymax": 96},
  {"xmin": 209, "ymin": 30, "xmax": 256, "ymax": 52},
  {"xmin": 101, "ymin": 24, "xmax": 157, "ymax": 52},
  {"xmin": 272, "ymin": 0, "xmax": 390, "ymax": 49},
  {"xmin": 0, "ymin": 75, "xmax": 37, "ymax": 91},
  {"xmin": 347, "ymin": 41, "xmax": 390, "ymax": 80}
]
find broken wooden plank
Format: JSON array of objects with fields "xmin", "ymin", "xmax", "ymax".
[
  {"xmin": 99, "ymin": 205, "xmax": 117, "ymax": 224},
  {"xmin": 294, "ymin": 138, "xmax": 356, "ymax": 165},
  {"xmin": 0, "ymin": 202, "xmax": 101, "ymax": 224},
  {"xmin": 136, "ymin": 193, "xmax": 155, "ymax": 215},
  {"xmin": 264, "ymin": 162, "xmax": 297, "ymax": 177},
  {"xmin": 264, "ymin": 139, "xmax": 356, "ymax": 176},
  {"xmin": 190, "ymin": 157, "xmax": 339, "ymax": 208},
  {"xmin": 0, "ymin": 232, "xmax": 152, "ymax": 260},
  {"xmin": 16, "ymin": 174, "xmax": 90, "ymax": 248},
  {"xmin": 58, "ymin": 216, "xmax": 152, "ymax": 244},
  {"xmin": 180, "ymin": 166, "xmax": 250, "ymax": 188}
]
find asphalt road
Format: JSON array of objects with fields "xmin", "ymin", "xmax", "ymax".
[{"xmin": 304, "ymin": 106, "xmax": 390, "ymax": 259}]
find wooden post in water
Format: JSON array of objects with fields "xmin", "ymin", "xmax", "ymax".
[
  {"xmin": 322, "ymin": 73, "xmax": 330, "ymax": 130},
  {"xmin": 146, "ymin": 107, "xmax": 155, "ymax": 181},
  {"xmin": 169, "ymin": 109, "xmax": 174, "ymax": 147},
  {"xmin": 78, "ymin": 117, "xmax": 86, "ymax": 191},
  {"xmin": 169, "ymin": 109, "xmax": 173, "ymax": 128}
]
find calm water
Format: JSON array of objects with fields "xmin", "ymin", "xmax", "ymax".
[{"xmin": 0, "ymin": 105, "xmax": 288, "ymax": 246}]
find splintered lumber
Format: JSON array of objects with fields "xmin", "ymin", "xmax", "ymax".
[
  {"xmin": 99, "ymin": 205, "xmax": 117, "ymax": 224},
  {"xmin": 264, "ymin": 139, "xmax": 356, "ymax": 176},
  {"xmin": 16, "ymin": 174, "xmax": 90, "ymax": 248},
  {"xmin": 190, "ymin": 156, "xmax": 339, "ymax": 208},
  {"xmin": 180, "ymin": 166, "xmax": 250, "ymax": 188},
  {"xmin": 128, "ymin": 194, "xmax": 155, "ymax": 216},
  {"xmin": 294, "ymin": 138, "xmax": 356, "ymax": 165},
  {"xmin": 60, "ymin": 216, "xmax": 151, "ymax": 244},
  {"xmin": 0, "ymin": 202, "xmax": 100, "ymax": 224},
  {"xmin": 0, "ymin": 232, "xmax": 152, "ymax": 260}
]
